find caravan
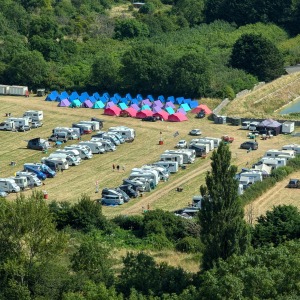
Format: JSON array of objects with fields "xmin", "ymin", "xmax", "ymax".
[
  {"xmin": 264, "ymin": 149, "xmax": 295, "ymax": 160},
  {"xmin": 78, "ymin": 141, "xmax": 105, "ymax": 154},
  {"xmin": 78, "ymin": 121, "xmax": 100, "ymax": 131},
  {"xmin": 190, "ymin": 139, "xmax": 214, "ymax": 151},
  {"xmin": 90, "ymin": 138, "xmax": 116, "ymax": 151},
  {"xmin": 53, "ymin": 127, "xmax": 79, "ymax": 140},
  {"xmin": 41, "ymin": 157, "xmax": 69, "ymax": 171},
  {"xmin": 66, "ymin": 145, "xmax": 93, "ymax": 159},
  {"xmin": 152, "ymin": 161, "xmax": 179, "ymax": 173},
  {"xmin": 23, "ymin": 110, "xmax": 43, "ymax": 121},
  {"xmin": 16, "ymin": 171, "xmax": 42, "ymax": 187},
  {"xmin": 282, "ymin": 144, "xmax": 300, "ymax": 155},
  {"xmin": 0, "ymin": 178, "xmax": 20, "ymax": 193},
  {"xmin": 53, "ymin": 150, "xmax": 81, "ymax": 165},
  {"xmin": 163, "ymin": 149, "xmax": 195, "ymax": 164},
  {"xmin": 255, "ymin": 157, "xmax": 287, "ymax": 170},
  {"xmin": 160, "ymin": 153, "xmax": 184, "ymax": 166},
  {"xmin": 10, "ymin": 176, "xmax": 28, "ymax": 190},
  {"xmin": 108, "ymin": 126, "xmax": 135, "ymax": 141}
]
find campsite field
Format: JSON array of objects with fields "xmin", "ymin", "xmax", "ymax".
[{"xmin": 1, "ymin": 95, "xmax": 299, "ymax": 219}]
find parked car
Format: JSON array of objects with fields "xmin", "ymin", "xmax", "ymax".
[
  {"xmin": 176, "ymin": 140, "xmax": 187, "ymax": 148},
  {"xmin": 142, "ymin": 116, "xmax": 158, "ymax": 122},
  {"xmin": 222, "ymin": 135, "xmax": 234, "ymax": 143},
  {"xmin": 196, "ymin": 110, "xmax": 206, "ymax": 118},
  {"xmin": 287, "ymin": 178, "xmax": 300, "ymax": 188},
  {"xmin": 31, "ymin": 121, "xmax": 43, "ymax": 128},
  {"xmin": 240, "ymin": 141, "xmax": 258, "ymax": 150},
  {"xmin": 18, "ymin": 125, "xmax": 31, "ymax": 132},
  {"xmin": 189, "ymin": 129, "xmax": 202, "ymax": 136}
]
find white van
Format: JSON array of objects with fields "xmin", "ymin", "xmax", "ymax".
[
  {"xmin": 49, "ymin": 153, "xmax": 79, "ymax": 166},
  {"xmin": 16, "ymin": 171, "xmax": 42, "ymax": 187},
  {"xmin": 0, "ymin": 178, "xmax": 20, "ymax": 193},
  {"xmin": 78, "ymin": 141, "xmax": 105, "ymax": 154},
  {"xmin": 190, "ymin": 139, "xmax": 214, "ymax": 151},
  {"xmin": 54, "ymin": 150, "xmax": 81, "ymax": 165},
  {"xmin": 53, "ymin": 127, "xmax": 79, "ymax": 140},
  {"xmin": 65, "ymin": 145, "xmax": 93, "ymax": 159},
  {"xmin": 41, "ymin": 157, "xmax": 69, "ymax": 170},
  {"xmin": 152, "ymin": 161, "xmax": 179, "ymax": 173},
  {"xmin": 23, "ymin": 110, "xmax": 43, "ymax": 121}
]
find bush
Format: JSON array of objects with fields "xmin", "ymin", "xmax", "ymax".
[
  {"xmin": 271, "ymin": 166, "xmax": 293, "ymax": 181},
  {"xmin": 176, "ymin": 237, "xmax": 203, "ymax": 253},
  {"xmin": 112, "ymin": 215, "xmax": 143, "ymax": 232},
  {"xmin": 143, "ymin": 234, "xmax": 174, "ymax": 250}
]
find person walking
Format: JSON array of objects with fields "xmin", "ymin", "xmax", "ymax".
[
  {"xmin": 112, "ymin": 164, "xmax": 115, "ymax": 171},
  {"xmin": 116, "ymin": 165, "xmax": 120, "ymax": 172}
]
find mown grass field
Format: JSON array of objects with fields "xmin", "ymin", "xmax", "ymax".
[{"xmin": 1, "ymin": 95, "xmax": 299, "ymax": 219}]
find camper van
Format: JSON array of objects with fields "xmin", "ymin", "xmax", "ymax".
[
  {"xmin": 163, "ymin": 149, "xmax": 195, "ymax": 164},
  {"xmin": 48, "ymin": 132, "xmax": 68, "ymax": 143},
  {"xmin": 27, "ymin": 138, "xmax": 50, "ymax": 151},
  {"xmin": 127, "ymin": 174, "xmax": 156, "ymax": 190},
  {"xmin": 90, "ymin": 138, "xmax": 116, "ymax": 151},
  {"xmin": 0, "ymin": 178, "xmax": 20, "ymax": 193},
  {"xmin": 55, "ymin": 149, "xmax": 82, "ymax": 162},
  {"xmin": 7, "ymin": 117, "xmax": 30, "ymax": 129},
  {"xmin": 72, "ymin": 123, "xmax": 93, "ymax": 134},
  {"xmin": 65, "ymin": 145, "xmax": 93, "ymax": 159},
  {"xmin": 78, "ymin": 141, "xmax": 105, "ymax": 154},
  {"xmin": 131, "ymin": 168, "xmax": 160, "ymax": 185},
  {"xmin": 189, "ymin": 143, "xmax": 210, "ymax": 156},
  {"xmin": 16, "ymin": 171, "xmax": 42, "ymax": 187},
  {"xmin": 24, "ymin": 163, "xmax": 56, "ymax": 178},
  {"xmin": 106, "ymin": 132, "xmax": 125, "ymax": 144},
  {"xmin": 0, "ymin": 121, "xmax": 15, "ymax": 131},
  {"xmin": 204, "ymin": 137, "xmax": 222, "ymax": 148},
  {"xmin": 282, "ymin": 144, "xmax": 300, "ymax": 155},
  {"xmin": 53, "ymin": 150, "xmax": 81, "ymax": 165},
  {"xmin": 255, "ymin": 157, "xmax": 287, "ymax": 170},
  {"xmin": 108, "ymin": 126, "xmax": 135, "ymax": 141},
  {"xmin": 23, "ymin": 165, "xmax": 47, "ymax": 180},
  {"xmin": 92, "ymin": 132, "xmax": 120, "ymax": 146},
  {"xmin": 77, "ymin": 121, "xmax": 100, "ymax": 131},
  {"xmin": 41, "ymin": 157, "xmax": 69, "ymax": 170},
  {"xmin": 190, "ymin": 139, "xmax": 214, "ymax": 151},
  {"xmin": 152, "ymin": 161, "xmax": 179, "ymax": 173},
  {"xmin": 264, "ymin": 149, "xmax": 295, "ymax": 160},
  {"xmin": 160, "ymin": 153, "xmax": 184, "ymax": 166},
  {"xmin": 142, "ymin": 165, "xmax": 170, "ymax": 181},
  {"xmin": 101, "ymin": 194, "xmax": 124, "ymax": 205},
  {"xmin": 53, "ymin": 127, "xmax": 79, "ymax": 140},
  {"xmin": 10, "ymin": 176, "xmax": 28, "ymax": 190},
  {"xmin": 23, "ymin": 110, "xmax": 43, "ymax": 121},
  {"xmin": 241, "ymin": 120, "xmax": 251, "ymax": 130}
]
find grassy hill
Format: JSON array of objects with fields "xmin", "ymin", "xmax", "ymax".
[{"xmin": 223, "ymin": 72, "xmax": 300, "ymax": 119}]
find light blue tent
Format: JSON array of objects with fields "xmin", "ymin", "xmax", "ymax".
[
  {"xmin": 118, "ymin": 102, "xmax": 128, "ymax": 110},
  {"xmin": 165, "ymin": 107, "xmax": 175, "ymax": 114},
  {"xmin": 69, "ymin": 99, "xmax": 82, "ymax": 108},
  {"xmin": 141, "ymin": 104, "xmax": 151, "ymax": 111},
  {"xmin": 92, "ymin": 101, "xmax": 105, "ymax": 109},
  {"xmin": 69, "ymin": 91, "xmax": 79, "ymax": 101},
  {"xmin": 179, "ymin": 103, "xmax": 191, "ymax": 111}
]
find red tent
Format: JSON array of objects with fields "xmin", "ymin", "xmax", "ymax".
[
  {"xmin": 136, "ymin": 110, "xmax": 153, "ymax": 119},
  {"xmin": 191, "ymin": 104, "xmax": 212, "ymax": 114},
  {"xmin": 104, "ymin": 105, "xmax": 121, "ymax": 116},
  {"xmin": 120, "ymin": 107, "xmax": 137, "ymax": 117},
  {"xmin": 153, "ymin": 111, "xmax": 169, "ymax": 121},
  {"xmin": 168, "ymin": 112, "xmax": 188, "ymax": 122}
]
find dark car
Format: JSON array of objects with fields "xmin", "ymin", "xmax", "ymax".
[
  {"xmin": 142, "ymin": 116, "xmax": 157, "ymax": 122},
  {"xmin": 240, "ymin": 141, "xmax": 258, "ymax": 150},
  {"xmin": 196, "ymin": 110, "xmax": 206, "ymax": 118}
]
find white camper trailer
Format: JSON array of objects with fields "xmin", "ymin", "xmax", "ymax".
[
  {"xmin": 23, "ymin": 110, "xmax": 43, "ymax": 121},
  {"xmin": 90, "ymin": 138, "xmax": 116, "ymax": 151},
  {"xmin": 78, "ymin": 141, "xmax": 105, "ymax": 154},
  {"xmin": 152, "ymin": 161, "xmax": 179, "ymax": 173},
  {"xmin": 264, "ymin": 149, "xmax": 295, "ymax": 160},
  {"xmin": 53, "ymin": 150, "xmax": 81, "ymax": 165},
  {"xmin": 108, "ymin": 126, "xmax": 135, "ymax": 140},
  {"xmin": 160, "ymin": 153, "xmax": 184, "ymax": 166},
  {"xmin": 16, "ymin": 171, "xmax": 42, "ymax": 187},
  {"xmin": 190, "ymin": 138, "xmax": 214, "ymax": 151},
  {"xmin": 204, "ymin": 137, "xmax": 222, "ymax": 148},
  {"xmin": 78, "ymin": 121, "xmax": 100, "ymax": 131},
  {"xmin": 257, "ymin": 157, "xmax": 287, "ymax": 169},
  {"xmin": 282, "ymin": 144, "xmax": 300, "ymax": 155},
  {"xmin": 41, "ymin": 157, "xmax": 69, "ymax": 170},
  {"xmin": 241, "ymin": 120, "xmax": 251, "ymax": 130},
  {"xmin": 66, "ymin": 145, "xmax": 93, "ymax": 159},
  {"xmin": 10, "ymin": 176, "xmax": 28, "ymax": 190},
  {"xmin": 0, "ymin": 178, "xmax": 20, "ymax": 193},
  {"xmin": 53, "ymin": 127, "xmax": 79, "ymax": 140},
  {"xmin": 7, "ymin": 117, "xmax": 30, "ymax": 128},
  {"xmin": 282, "ymin": 121, "xmax": 295, "ymax": 134},
  {"xmin": 131, "ymin": 168, "xmax": 160, "ymax": 185},
  {"xmin": 0, "ymin": 121, "xmax": 15, "ymax": 131},
  {"xmin": 163, "ymin": 149, "xmax": 195, "ymax": 164}
]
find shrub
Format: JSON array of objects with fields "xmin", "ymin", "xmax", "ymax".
[
  {"xmin": 112, "ymin": 215, "xmax": 143, "ymax": 232},
  {"xmin": 271, "ymin": 166, "xmax": 293, "ymax": 181},
  {"xmin": 176, "ymin": 237, "xmax": 203, "ymax": 253},
  {"xmin": 143, "ymin": 234, "xmax": 174, "ymax": 250}
]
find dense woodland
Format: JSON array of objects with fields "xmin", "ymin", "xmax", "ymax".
[
  {"xmin": 1, "ymin": 0, "xmax": 300, "ymax": 98},
  {"xmin": 0, "ymin": 144, "xmax": 300, "ymax": 299}
]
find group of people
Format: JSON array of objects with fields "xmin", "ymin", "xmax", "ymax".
[{"xmin": 112, "ymin": 164, "xmax": 125, "ymax": 172}]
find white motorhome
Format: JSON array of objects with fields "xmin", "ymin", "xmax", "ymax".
[
  {"xmin": 0, "ymin": 178, "xmax": 20, "ymax": 193},
  {"xmin": 49, "ymin": 153, "xmax": 79, "ymax": 166},
  {"xmin": 204, "ymin": 137, "xmax": 222, "ymax": 148},
  {"xmin": 92, "ymin": 132, "xmax": 120, "ymax": 146},
  {"xmin": 189, "ymin": 143, "xmax": 210, "ymax": 155},
  {"xmin": 239, "ymin": 172, "xmax": 263, "ymax": 188},
  {"xmin": 53, "ymin": 127, "xmax": 79, "ymax": 140},
  {"xmin": 264, "ymin": 149, "xmax": 295, "ymax": 160},
  {"xmin": 241, "ymin": 120, "xmax": 251, "ymax": 130},
  {"xmin": 190, "ymin": 139, "xmax": 214, "ymax": 151},
  {"xmin": 73, "ymin": 123, "xmax": 93, "ymax": 134},
  {"xmin": 90, "ymin": 138, "xmax": 116, "ymax": 151},
  {"xmin": 78, "ymin": 121, "xmax": 100, "ymax": 131},
  {"xmin": 152, "ymin": 161, "xmax": 179, "ymax": 173},
  {"xmin": 164, "ymin": 149, "xmax": 195, "ymax": 164},
  {"xmin": 7, "ymin": 117, "xmax": 30, "ymax": 128},
  {"xmin": 249, "ymin": 121, "xmax": 260, "ymax": 131},
  {"xmin": 256, "ymin": 157, "xmax": 287, "ymax": 169},
  {"xmin": 143, "ymin": 165, "xmax": 170, "ymax": 181},
  {"xmin": 0, "ymin": 121, "xmax": 15, "ymax": 131},
  {"xmin": 131, "ymin": 168, "xmax": 160, "ymax": 185},
  {"xmin": 282, "ymin": 144, "xmax": 300, "ymax": 155},
  {"xmin": 10, "ymin": 176, "xmax": 28, "ymax": 190},
  {"xmin": 23, "ymin": 110, "xmax": 43, "ymax": 121},
  {"xmin": 41, "ymin": 157, "xmax": 69, "ymax": 170},
  {"xmin": 108, "ymin": 126, "xmax": 135, "ymax": 140},
  {"xmin": 78, "ymin": 141, "xmax": 105, "ymax": 154},
  {"xmin": 129, "ymin": 172, "xmax": 158, "ymax": 187},
  {"xmin": 160, "ymin": 153, "xmax": 184, "ymax": 166},
  {"xmin": 65, "ymin": 145, "xmax": 93, "ymax": 159},
  {"xmin": 16, "ymin": 171, "xmax": 42, "ymax": 187},
  {"xmin": 54, "ymin": 150, "xmax": 82, "ymax": 165}
]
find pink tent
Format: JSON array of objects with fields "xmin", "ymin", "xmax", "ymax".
[
  {"xmin": 168, "ymin": 112, "xmax": 188, "ymax": 122},
  {"xmin": 120, "ymin": 107, "xmax": 137, "ymax": 117},
  {"xmin": 136, "ymin": 110, "xmax": 153, "ymax": 119},
  {"xmin": 153, "ymin": 100, "xmax": 163, "ymax": 107},
  {"xmin": 191, "ymin": 104, "xmax": 212, "ymax": 114},
  {"xmin": 153, "ymin": 110, "xmax": 169, "ymax": 121},
  {"xmin": 104, "ymin": 105, "xmax": 121, "ymax": 116}
]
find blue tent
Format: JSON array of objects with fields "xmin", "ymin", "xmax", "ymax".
[
  {"xmin": 60, "ymin": 91, "xmax": 69, "ymax": 99},
  {"xmin": 103, "ymin": 92, "xmax": 110, "ymax": 100},
  {"xmin": 89, "ymin": 96, "xmax": 97, "ymax": 103},
  {"xmin": 119, "ymin": 97, "xmax": 128, "ymax": 104},
  {"xmin": 69, "ymin": 91, "xmax": 79, "ymax": 101},
  {"xmin": 93, "ymin": 92, "xmax": 100, "ymax": 100},
  {"xmin": 114, "ymin": 93, "xmax": 122, "ymax": 100},
  {"xmin": 189, "ymin": 100, "xmax": 199, "ymax": 109},
  {"xmin": 45, "ymin": 93, "xmax": 57, "ymax": 101},
  {"xmin": 81, "ymin": 92, "xmax": 89, "ymax": 99},
  {"xmin": 183, "ymin": 98, "xmax": 191, "ymax": 104},
  {"xmin": 79, "ymin": 95, "xmax": 86, "ymax": 103},
  {"xmin": 165, "ymin": 107, "xmax": 175, "ymax": 114},
  {"xmin": 167, "ymin": 96, "xmax": 175, "ymax": 103},
  {"xmin": 126, "ymin": 93, "xmax": 133, "ymax": 101},
  {"xmin": 158, "ymin": 95, "xmax": 165, "ymax": 103},
  {"xmin": 175, "ymin": 97, "xmax": 184, "ymax": 104},
  {"xmin": 100, "ymin": 96, "xmax": 108, "ymax": 103},
  {"xmin": 110, "ymin": 97, "xmax": 118, "ymax": 104},
  {"xmin": 147, "ymin": 95, "xmax": 154, "ymax": 102},
  {"xmin": 179, "ymin": 103, "xmax": 191, "ymax": 111},
  {"xmin": 130, "ymin": 99, "xmax": 139, "ymax": 105},
  {"xmin": 136, "ymin": 94, "xmax": 143, "ymax": 101},
  {"xmin": 56, "ymin": 95, "xmax": 67, "ymax": 102}
]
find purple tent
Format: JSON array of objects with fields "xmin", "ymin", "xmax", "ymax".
[
  {"xmin": 58, "ymin": 99, "xmax": 71, "ymax": 107},
  {"xmin": 176, "ymin": 108, "xmax": 187, "ymax": 115},
  {"xmin": 83, "ymin": 99, "xmax": 93, "ymax": 108},
  {"xmin": 152, "ymin": 106, "xmax": 162, "ymax": 113},
  {"xmin": 165, "ymin": 101, "xmax": 175, "ymax": 109},
  {"xmin": 141, "ymin": 99, "xmax": 152, "ymax": 106},
  {"xmin": 153, "ymin": 100, "xmax": 163, "ymax": 107},
  {"xmin": 130, "ymin": 103, "xmax": 140, "ymax": 111},
  {"xmin": 105, "ymin": 101, "xmax": 115, "ymax": 108}
]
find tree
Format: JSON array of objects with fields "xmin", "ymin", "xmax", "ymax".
[
  {"xmin": 252, "ymin": 205, "xmax": 300, "ymax": 247},
  {"xmin": 199, "ymin": 142, "xmax": 249, "ymax": 270},
  {"xmin": 114, "ymin": 19, "xmax": 150, "ymax": 40},
  {"xmin": 230, "ymin": 33, "xmax": 285, "ymax": 82}
]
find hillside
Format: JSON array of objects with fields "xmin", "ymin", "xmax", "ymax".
[{"xmin": 223, "ymin": 72, "xmax": 300, "ymax": 119}]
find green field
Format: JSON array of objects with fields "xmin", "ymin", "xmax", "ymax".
[{"xmin": 1, "ymin": 95, "xmax": 299, "ymax": 218}]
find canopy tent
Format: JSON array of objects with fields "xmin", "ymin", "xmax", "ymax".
[
  {"xmin": 104, "ymin": 106, "xmax": 121, "ymax": 116},
  {"xmin": 136, "ymin": 110, "xmax": 153, "ymax": 119},
  {"xmin": 153, "ymin": 100, "xmax": 163, "ymax": 107},
  {"xmin": 191, "ymin": 104, "xmax": 212, "ymax": 114},
  {"xmin": 168, "ymin": 112, "xmax": 188, "ymax": 122},
  {"xmin": 120, "ymin": 107, "xmax": 137, "ymax": 117},
  {"xmin": 105, "ymin": 101, "xmax": 115, "ymax": 108},
  {"xmin": 152, "ymin": 106, "xmax": 162, "ymax": 113},
  {"xmin": 118, "ymin": 102, "xmax": 128, "ymax": 110},
  {"xmin": 179, "ymin": 103, "xmax": 191, "ymax": 112},
  {"xmin": 92, "ymin": 101, "xmax": 105, "ymax": 109},
  {"xmin": 165, "ymin": 107, "xmax": 175, "ymax": 114},
  {"xmin": 69, "ymin": 99, "xmax": 82, "ymax": 108},
  {"xmin": 130, "ymin": 103, "xmax": 140, "ymax": 111},
  {"xmin": 140, "ymin": 104, "xmax": 151, "ymax": 111},
  {"xmin": 153, "ymin": 110, "xmax": 169, "ymax": 121},
  {"xmin": 83, "ymin": 99, "xmax": 93, "ymax": 108},
  {"xmin": 69, "ymin": 91, "xmax": 79, "ymax": 101},
  {"xmin": 58, "ymin": 99, "xmax": 71, "ymax": 107},
  {"xmin": 189, "ymin": 100, "xmax": 199, "ymax": 109},
  {"xmin": 164, "ymin": 101, "xmax": 175, "ymax": 109},
  {"xmin": 176, "ymin": 108, "xmax": 187, "ymax": 115},
  {"xmin": 257, "ymin": 118, "xmax": 282, "ymax": 136}
]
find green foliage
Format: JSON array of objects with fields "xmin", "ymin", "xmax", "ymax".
[
  {"xmin": 139, "ymin": 2, "xmax": 156, "ymax": 14},
  {"xmin": 252, "ymin": 205, "xmax": 300, "ymax": 247},
  {"xmin": 271, "ymin": 166, "xmax": 294, "ymax": 181},
  {"xmin": 176, "ymin": 237, "xmax": 203, "ymax": 253},
  {"xmin": 199, "ymin": 142, "xmax": 250, "ymax": 270},
  {"xmin": 114, "ymin": 19, "xmax": 150, "ymax": 40},
  {"xmin": 230, "ymin": 33, "xmax": 285, "ymax": 82}
]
